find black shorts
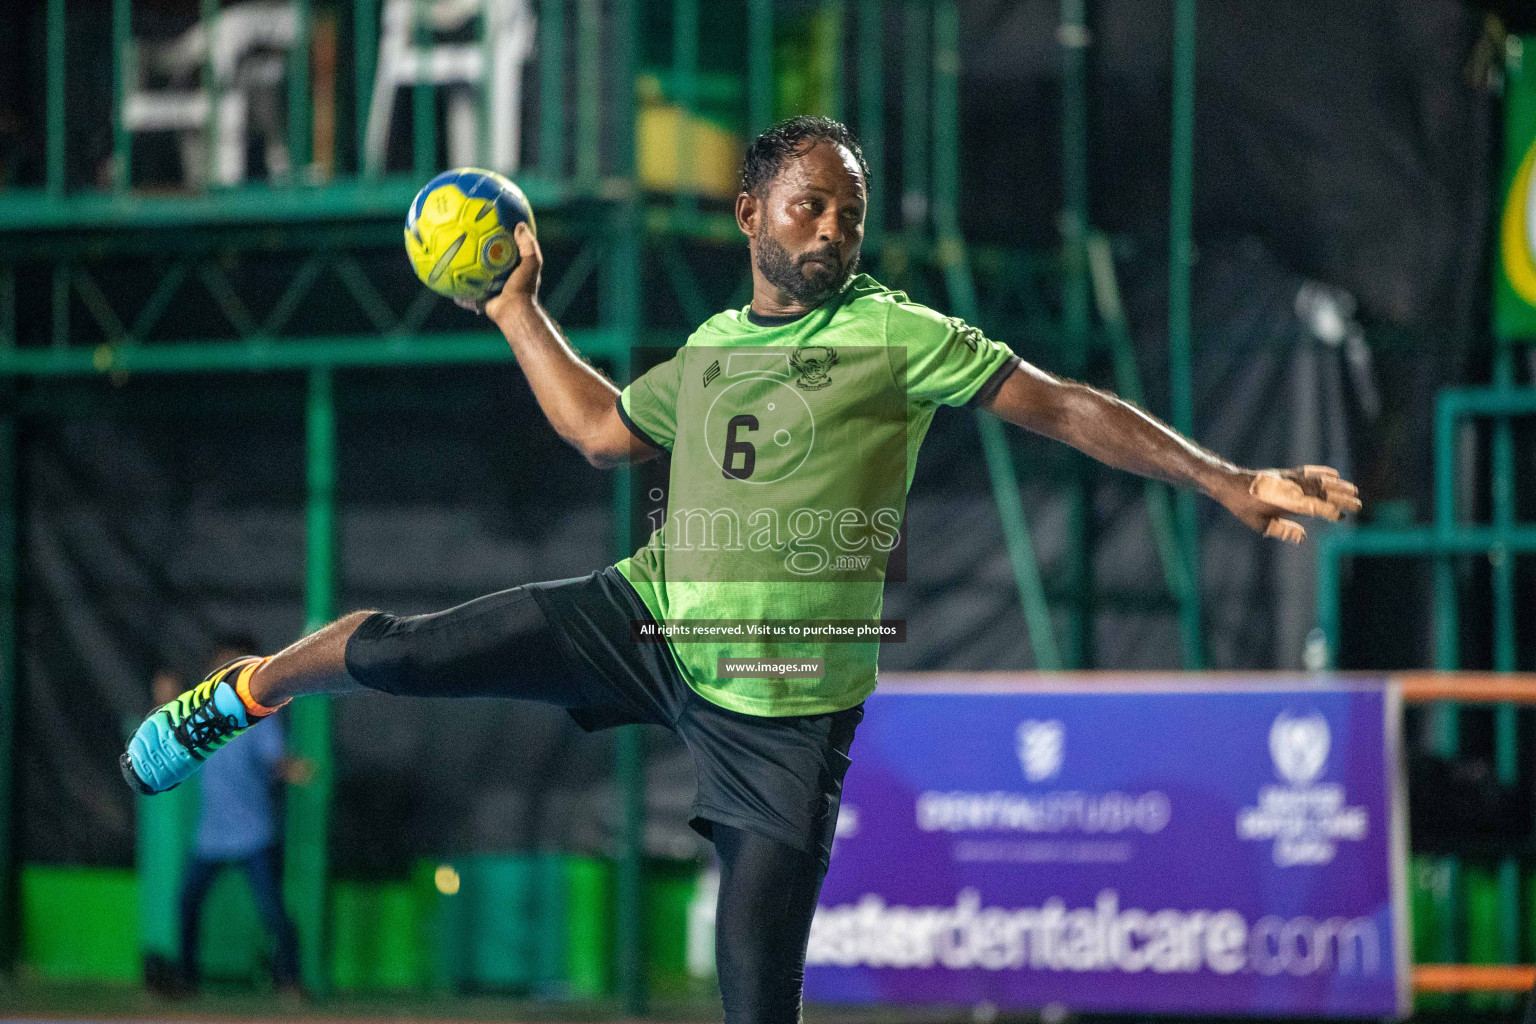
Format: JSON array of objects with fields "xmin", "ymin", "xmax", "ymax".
[{"xmin": 343, "ymin": 567, "xmax": 863, "ymax": 867}]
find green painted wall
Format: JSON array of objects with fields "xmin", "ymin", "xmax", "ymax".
[
  {"xmin": 22, "ymin": 866, "xmax": 139, "ymax": 981},
  {"xmin": 20, "ymin": 854, "xmax": 695, "ymax": 994}
]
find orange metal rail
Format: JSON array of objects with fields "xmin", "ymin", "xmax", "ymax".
[
  {"xmin": 877, "ymin": 671, "xmax": 1536, "ymax": 702},
  {"xmin": 1397, "ymin": 672, "xmax": 1536, "ymax": 704},
  {"xmin": 1399, "ymin": 674, "xmax": 1536, "ymax": 994},
  {"xmin": 1414, "ymin": 964, "xmax": 1536, "ymax": 992}
]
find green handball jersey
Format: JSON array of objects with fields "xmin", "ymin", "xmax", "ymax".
[{"xmin": 614, "ymin": 274, "xmax": 1019, "ymax": 717}]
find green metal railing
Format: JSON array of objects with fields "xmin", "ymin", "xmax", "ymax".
[
  {"xmin": 1167, "ymin": 0, "xmax": 1203, "ymax": 668},
  {"xmin": 1057, "ymin": 0, "xmax": 1091, "ymax": 668},
  {"xmin": 923, "ymin": 2, "xmax": 1058, "ymax": 669},
  {"xmin": 291, "ymin": 365, "xmax": 336, "ymax": 993},
  {"xmin": 1317, "ymin": 378, "xmax": 1536, "ymax": 678},
  {"xmin": 1317, "ymin": 366, "xmax": 1535, "ymax": 985},
  {"xmin": 30, "ymin": 0, "xmax": 597, "ymax": 225}
]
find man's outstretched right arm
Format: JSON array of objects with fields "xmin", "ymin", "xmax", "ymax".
[
  {"xmin": 475, "ymin": 223, "xmax": 661, "ymax": 469},
  {"xmin": 979, "ymin": 358, "xmax": 1361, "ymax": 542}
]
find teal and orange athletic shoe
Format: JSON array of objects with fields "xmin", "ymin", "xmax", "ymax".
[{"xmin": 120, "ymin": 656, "xmax": 264, "ymax": 795}]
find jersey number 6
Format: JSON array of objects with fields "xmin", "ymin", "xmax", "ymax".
[{"xmin": 722, "ymin": 414, "xmax": 757, "ymax": 480}]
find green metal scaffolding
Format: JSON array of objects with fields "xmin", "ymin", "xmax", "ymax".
[{"xmin": 1317, "ymin": 376, "xmax": 1536, "ymax": 984}]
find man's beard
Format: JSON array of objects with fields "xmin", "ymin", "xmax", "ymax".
[{"xmin": 754, "ymin": 229, "xmax": 859, "ymax": 308}]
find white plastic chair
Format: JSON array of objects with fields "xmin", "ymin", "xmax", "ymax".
[
  {"xmin": 363, "ymin": 0, "xmax": 536, "ymax": 176},
  {"xmin": 122, "ymin": 1, "xmax": 299, "ymax": 186}
]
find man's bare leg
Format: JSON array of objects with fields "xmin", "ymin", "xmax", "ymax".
[{"xmin": 245, "ymin": 610, "xmax": 377, "ymax": 706}]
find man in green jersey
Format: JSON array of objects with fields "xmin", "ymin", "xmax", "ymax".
[{"xmin": 124, "ymin": 117, "xmax": 1360, "ymax": 1023}]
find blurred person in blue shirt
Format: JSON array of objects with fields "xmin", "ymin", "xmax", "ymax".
[{"xmin": 166, "ymin": 637, "xmax": 310, "ymax": 994}]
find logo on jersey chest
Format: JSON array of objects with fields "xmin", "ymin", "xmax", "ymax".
[{"xmin": 790, "ymin": 346, "xmax": 839, "ymax": 390}]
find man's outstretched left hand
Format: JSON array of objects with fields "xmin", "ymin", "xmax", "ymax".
[{"xmin": 1214, "ymin": 465, "xmax": 1362, "ymax": 544}]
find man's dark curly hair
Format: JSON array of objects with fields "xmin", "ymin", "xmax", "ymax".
[{"xmin": 739, "ymin": 115, "xmax": 871, "ymax": 199}]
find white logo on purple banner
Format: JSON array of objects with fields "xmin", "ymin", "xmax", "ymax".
[
  {"xmin": 914, "ymin": 718, "xmax": 1171, "ymax": 858},
  {"xmin": 1270, "ymin": 711, "xmax": 1330, "ymax": 785},
  {"xmin": 1017, "ymin": 719, "xmax": 1065, "ymax": 782},
  {"xmin": 1237, "ymin": 711, "xmax": 1368, "ymax": 866}
]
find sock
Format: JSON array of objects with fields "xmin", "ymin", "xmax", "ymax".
[{"xmin": 234, "ymin": 657, "xmax": 288, "ymax": 718}]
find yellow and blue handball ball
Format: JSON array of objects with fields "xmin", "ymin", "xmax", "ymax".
[{"xmin": 404, "ymin": 168, "xmax": 536, "ymax": 303}]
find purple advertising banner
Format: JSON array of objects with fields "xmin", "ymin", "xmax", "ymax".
[{"xmin": 804, "ymin": 675, "xmax": 1409, "ymax": 1018}]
